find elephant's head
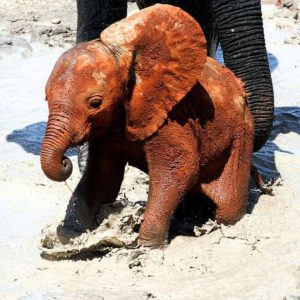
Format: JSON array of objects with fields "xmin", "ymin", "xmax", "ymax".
[{"xmin": 41, "ymin": 4, "xmax": 207, "ymax": 182}]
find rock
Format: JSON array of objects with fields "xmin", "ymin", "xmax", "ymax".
[
  {"xmin": 64, "ymin": 39, "xmax": 75, "ymax": 44},
  {"xmin": 51, "ymin": 27, "xmax": 68, "ymax": 36},
  {"xmin": 143, "ymin": 292, "xmax": 155, "ymax": 299},
  {"xmin": 51, "ymin": 18, "xmax": 61, "ymax": 25},
  {"xmin": 283, "ymin": 296, "xmax": 300, "ymax": 300}
]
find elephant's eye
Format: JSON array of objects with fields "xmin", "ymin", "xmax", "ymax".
[{"xmin": 88, "ymin": 97, "xmax": 102, "ymax": 110}]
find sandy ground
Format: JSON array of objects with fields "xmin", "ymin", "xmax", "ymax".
[{"xmin": 0, "ymin": 1, "xmax": 300, "ymax": 299}]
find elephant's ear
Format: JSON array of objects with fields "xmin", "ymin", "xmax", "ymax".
[{"xmin": 101, "ymin": 4, "xmax": 207, "ymax": 140}]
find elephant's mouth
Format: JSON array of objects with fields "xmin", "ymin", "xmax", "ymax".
[{"xmin": 69, "ymin": 132, "xmax": 86, "ymax": 147}]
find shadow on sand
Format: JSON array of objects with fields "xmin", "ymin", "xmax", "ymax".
[
  {"xmin": 6, "ymin": 121, "xmax": 76, "ymax": 156},
  {"xmin": 248, "ymin": 106, "xmax": 300, "ymax": 213}
]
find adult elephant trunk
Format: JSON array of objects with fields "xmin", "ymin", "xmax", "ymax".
[
  {"xmin": 40, "ymin": 111, "xmax": 73, "ymax": 182},
  {"xmin": 211, "ymin": 0, "xmax": 274, "ymax": 151}
]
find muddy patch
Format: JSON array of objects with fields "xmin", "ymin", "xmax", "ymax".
[{"xmin": 40, "ymin": 200, "xmax": 144, "ymax": 260}]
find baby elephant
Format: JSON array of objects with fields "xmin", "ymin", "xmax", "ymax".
[{"xmin": 41, "ymin": 4, "xmax": 253, "ymax": 248}]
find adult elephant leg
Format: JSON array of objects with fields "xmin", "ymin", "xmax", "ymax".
[
  {"xmin": 76, "ymin": 0, "xmax": 127, "ymax": 173},
  {"xmin": 76, "ymin": 0, "xmax": 127, "ymax": 43},
  {"xmin": 136, "ymin": 0, "xmax": 167, "ymax": 9},
  {"xmin": 57, "ymin": 141, "xmax": 126, "ymax": 244},
  {"xmin": 211, "ymin": 0, "xmax": 274, "ymax": 151},
  {"xmin": 77, "ymin": 143, "xmax": 88, "ymax": 174}
]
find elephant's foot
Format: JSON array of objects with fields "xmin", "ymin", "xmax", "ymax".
[
  {"xmin": 56, "ymin": 210, "xmax": 95, "ymax": 245},
  {"xmin": 56, "ymin": 223, "xmax": 85, "ymax": 245},
  {"xmin": 53, "ymin": 143, "xmax": 127, "ymax": 245},
  {"xmin": 138, "ymin": 237, "xmax": 167, "ymax": 249},
  {"xmin": 138, "ymin": 218, "xmax": 168, "ymax": 249},
  {"xmin": 56, "ymin": 193, "xmax": 97, "ymax": 244}
]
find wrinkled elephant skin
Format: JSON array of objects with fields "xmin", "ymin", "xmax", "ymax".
[{"xmin": 41, "ymin": 5, "xmax": 254, "ymax": 248}]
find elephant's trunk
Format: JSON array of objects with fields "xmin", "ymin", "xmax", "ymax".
[
  {"xmin": 212, "ymin": 0, "xmax": 274, "ymax": 151},
  {"xmin": 40, "ymin": 112, "xmax": 73, "ymax": 182}
]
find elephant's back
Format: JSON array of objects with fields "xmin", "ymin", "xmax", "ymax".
[
  {"xmin": 190, "ymin": 57, "xmax": 254, "ymax": 166},
  {"xmin": 200, "ymin": 57, "xmax": 251, "ymax": 125},
  {"xmin": 201, "ymin": 57, "xmax": 247, "ymax": 103}
]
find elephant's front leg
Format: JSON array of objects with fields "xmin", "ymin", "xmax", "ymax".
[
  {"xmin": 57, "ymin": 141, "xmax": 126, "ymax": 244},
  {"xmin": 139, "ymin": 123, "xmax": 200, "ymax": 248}
]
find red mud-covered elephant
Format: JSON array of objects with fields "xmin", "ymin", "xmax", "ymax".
[{"xmin": 41, "ymin": 5, "xmax": 253, "ymax": 248}]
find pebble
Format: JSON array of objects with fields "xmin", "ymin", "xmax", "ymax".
[
  {"xmin": 50, "ymin": 18, "xmax": 61, "ymax": 25},
  {"xmin": 51, "ymin": 27, "xmax": 68, "ymax": 36},
  {"xmin": 64, "ymin": 39, "xmax": 74, "ymax": 44},
  {"xmin": 143, "ymin": 292, "xmax": 155, "ymax": 299}
]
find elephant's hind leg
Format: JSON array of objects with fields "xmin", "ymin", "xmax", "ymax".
[{"xmin": 201, "ymin": 129, "xmax": 253, "ymax": 225}]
